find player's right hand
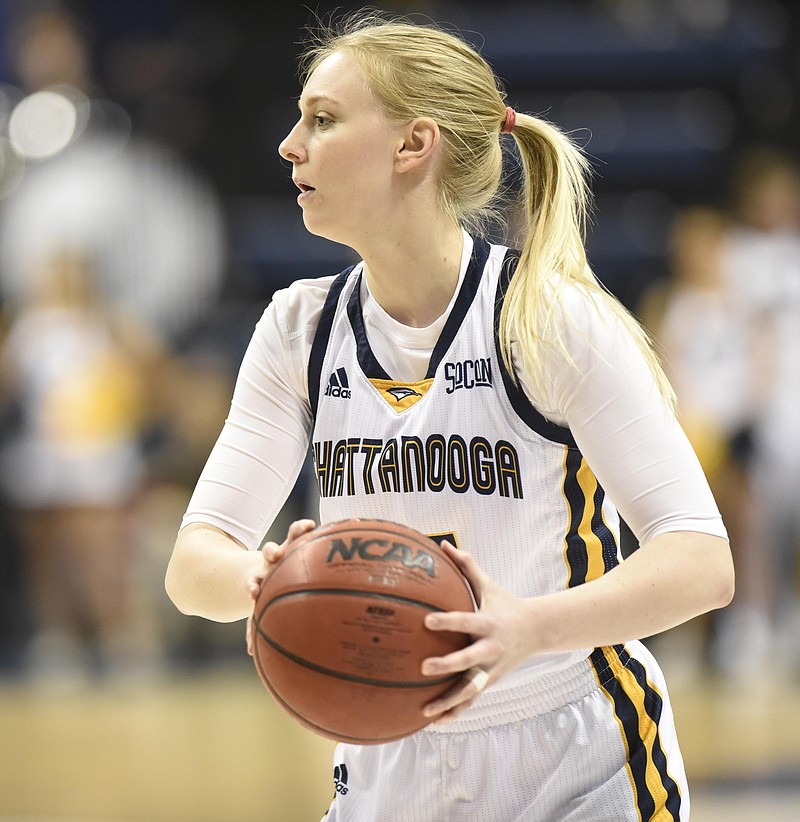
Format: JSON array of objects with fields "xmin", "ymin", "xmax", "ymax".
[{"xmin": 246, "ymin": 518, "xmax": 316, "ymax": 656}]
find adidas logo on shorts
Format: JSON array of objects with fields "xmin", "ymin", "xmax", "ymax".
[
  {"xmin": 333, "ymin": 763, "xmax": 349, "ymax": 795},
  {"xmin": 325, "ymin": 367, "xmax": 351, "ymax": 399}
]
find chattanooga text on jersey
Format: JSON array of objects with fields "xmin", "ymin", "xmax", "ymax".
[{"xmin": 312, "ymin": 434, "xmax": 524, "ymax": 499}]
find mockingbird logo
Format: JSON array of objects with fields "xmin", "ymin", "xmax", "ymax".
[
  {"xmin": 386, "ymin": 386, "xmax": 422, "ymax": 403},
  {"xmin": 325, "ymin": 367, "xmax": 351, "ymax": 399}
]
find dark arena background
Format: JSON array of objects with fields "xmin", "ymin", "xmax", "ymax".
[{"xmin": 1, "ymin": 1, "xmax": 800, "ymax": 819}]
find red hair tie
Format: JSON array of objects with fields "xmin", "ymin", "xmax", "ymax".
[{"xmin": 501, "ymin": 106, "xmax": 517, "ymax": 134}]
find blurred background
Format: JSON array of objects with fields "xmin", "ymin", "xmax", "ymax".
[{"xmin": 0, "ymin": 0, "xmax": 799, "ymax": 819}]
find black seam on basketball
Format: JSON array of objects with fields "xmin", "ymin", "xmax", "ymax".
[
  {"xmin": 256, "ymin": 647, "xmax": 422, "ymax": 744},
  {"xmin": 254, "ymin": 622, "xmax": 459, "ymax": 689},
  {"xmin": 253, "ymin": 634, "xmax": 379, "ymax": 743},
  {"xmin": 254, "ymin": 588, "xmax": 462, "ymax": 628},
  {"xmin": 261, "ymin": 587, "xmax": 453, "ymax": 613}
]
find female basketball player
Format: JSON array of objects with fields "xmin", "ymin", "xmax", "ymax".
[{"xmin": 166, "ymin": 10, "xmax": 734, "ymax": 820}]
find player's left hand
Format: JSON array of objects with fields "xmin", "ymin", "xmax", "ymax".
[
  {"xmin": 245, "ymin": 518, "xmax": 316, "ymax": 656},
  {"xmin": 420, "ymin": 541, "xmax": 537, "ymax": 723}
]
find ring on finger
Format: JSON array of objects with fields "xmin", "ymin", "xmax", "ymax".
[{"xmin": 465, "ymin": 666, "xmax": 490, "ymax": 692}]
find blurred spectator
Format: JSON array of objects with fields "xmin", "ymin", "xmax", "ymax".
[
  {"xmin": 0, "ymin": 1, "xmax": 225, "ymax": 342},
  {"xmin": 644, "ymin": 207, "xmax": 756, "ymax": 475},
  {"xmin": 717, "ymin": 145, "xmax": 800, "ymax": 680},
  {"xmin": 640, "ymin": 205, "xmax": 762, "ymax": 680},
  {"xmin": 0, "ymin": 1, "xmax": 231, "ymax": 678},
  {"xmin": 0, "ymin": 247, "xmax": 165, "ymax": 680}
]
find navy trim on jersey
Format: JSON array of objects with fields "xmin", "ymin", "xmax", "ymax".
[
  {"xmin": 493, "ymin": 250, "xmax": 577, "ymax": 446},
  {"xmin": 347, "ymin": 276, "xmax": 392, "ymax": 380},
  {"xmin": 426, "ymin": 235, "xmax": 491, "ymax": 379},
  {"xmin": 308, "ymin": 266, "xmax": 356, "ymax": 419},
  {"xmin": 344, "ymin": 235, "xmax": 491, "ymax": 382}
]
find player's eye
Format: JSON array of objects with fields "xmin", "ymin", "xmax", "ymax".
[{"xmin": 314, "ymin": 113, "xmax": 332, "ymax": 128}]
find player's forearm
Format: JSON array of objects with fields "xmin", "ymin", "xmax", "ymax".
[
  {"xmin": 165, "ymin": 523, "xmax": 265, "ymax": 622},
  {"xmin": 530, "ymin": 531, "xmax": 734, "ymax": 654}
]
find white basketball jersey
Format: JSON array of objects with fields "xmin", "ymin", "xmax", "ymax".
[{"xmin": 308, "ymin": 237, "xmax": 623, "ymax": 676}]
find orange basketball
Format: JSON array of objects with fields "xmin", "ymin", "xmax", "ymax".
[{"xmin": 252, "ymin": 518, "xmax": 475, "ymax": 744}]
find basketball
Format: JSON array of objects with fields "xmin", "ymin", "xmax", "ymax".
[{"xmin": 252, "ymin": 518, "xmax": 476, "ymax": 744}]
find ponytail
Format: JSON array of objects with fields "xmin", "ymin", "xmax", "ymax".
[{"xmin": 500, "ymin": 113, "xmax": 677, "ymax": 410}]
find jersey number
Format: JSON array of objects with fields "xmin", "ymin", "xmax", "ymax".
[{"xmin": 426, "ymin": 531, "xmax": 459, "ymax": 548}]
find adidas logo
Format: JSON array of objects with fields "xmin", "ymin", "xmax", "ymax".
[
  {"xmin": 325, "ymin": 367, "xmax": 351, "ymax": 399},
  {"xmin": 333, "ymin": 763, "xmax": 349, "ymax": 796}
]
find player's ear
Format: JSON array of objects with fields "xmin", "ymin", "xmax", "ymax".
[{"xmin": 395, "ymin": 117, "xmax": 439, "ymax": 173}]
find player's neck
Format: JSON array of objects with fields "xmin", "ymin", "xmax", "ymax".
[{"xmin": 359, "ymin": 221, "xmax": 464, "ymax": 328}]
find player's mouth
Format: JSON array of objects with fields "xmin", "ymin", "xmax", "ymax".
[{"xmin": 294, "ymin": 179, "xmax": 316, "ymax": 202}]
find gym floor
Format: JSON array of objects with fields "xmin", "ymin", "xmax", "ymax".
[{"xmin": 1, "ymin": 650, "xmax": 799, "ymax": 822}]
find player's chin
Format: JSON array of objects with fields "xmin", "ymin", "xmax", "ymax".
[
  {"xmin": 300, "ymin": 214, "xmax": 350, "ymax": 247},
  {"xmin": 300, "ymin": 211, "xmax": 329, "ymax": 236}
]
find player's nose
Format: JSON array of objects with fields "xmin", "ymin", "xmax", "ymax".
[{"xmin": 279, "ymin": 121, "xmax": 306, "ymax": 163}]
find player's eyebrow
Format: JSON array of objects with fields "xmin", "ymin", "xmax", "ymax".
[{"xmin": 298, "ymin": 94, "xmax": 339, "ymax": 111}]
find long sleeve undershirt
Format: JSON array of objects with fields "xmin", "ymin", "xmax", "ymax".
[{"xmin": 182, "ymin": 238, "xmax": 726, "ymax": 552}]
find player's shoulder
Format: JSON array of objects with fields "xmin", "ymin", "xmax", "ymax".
[
  {"xmin": 538, "ymin": 275, "xmax": 638, "ymax": 367},
  {"xmin": 265, "ymin": 271, "xmax": 354, "ymax": 337},
  {"xmin": 274, "ymin": 273, "xmax": 338, "ymax": 306},
  {"xmin": 540, "ymin": 275, "xmax": 608, "ymax": 329}
]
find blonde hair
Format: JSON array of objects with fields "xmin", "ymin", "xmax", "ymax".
[{"xmin": 300, "ymin": 11, "xmax": 676, "ymax": 409}]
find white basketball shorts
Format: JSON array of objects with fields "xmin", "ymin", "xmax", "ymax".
[{"xmin": 321, "ymin": 640, "xmax": 689, "ymax": 821}]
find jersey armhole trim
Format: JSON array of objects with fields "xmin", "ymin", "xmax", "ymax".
[
  {"xmin": 493, "ymin": 251, "xmax": 577, "ymax": 447},
  {"xmin": 308, "ymin": 266, "xmax": 355, "ymax": 419}
]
